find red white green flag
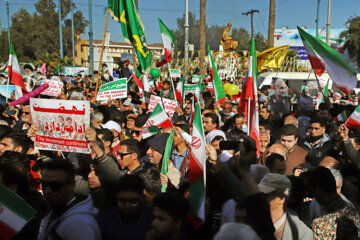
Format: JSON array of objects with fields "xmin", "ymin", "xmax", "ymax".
[
  {"xmin": 0, "ymin": 185, "xmax": 36, "ymax": 240},
  {"xmin": 8, "ymin": 44, "xmax": 27, "ymax": 99},
  {"xmin": 243, "ymin": 39, "xmax": 260, "ymax": 156},
  {"xmin": 160, "ymin": 129, "xmax": 174, "ymax": 192},
  {"xmin": 207, "ymin": 45, "xmax": 226, "ymax": 105},
  {"xmin": 156, "ymin": 18, "xmax": 176, "ymax": 68},
  {"xmin": 345, "ymin": 106, "xmax": 360, "ymax": 129},
  {"xmin": 335, "ymin": 111, "xmax": 348, "ymax": 123},
  {"xmin": 298, "ymin": 27, "xmax": 357, "ymax": 95},
  {"xmin": 187, "ymin": 102, "xmax": 206, "ymax": 228},
  {"xmin": 141, "ymin": 103, "xmax": 173, "ymax": 139}
]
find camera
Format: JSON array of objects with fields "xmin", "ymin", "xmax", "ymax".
[{"xmin": 219, "ymin": 137, "xmax": 255, "ymax": 152}]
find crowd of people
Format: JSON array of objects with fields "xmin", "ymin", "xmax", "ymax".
[{"xmin": 1, "ymin": 62, "xmax": 360, "ymax": 240}]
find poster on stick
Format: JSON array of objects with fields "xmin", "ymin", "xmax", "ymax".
[
  {"xmin": 170, "ymin": 69, "xmax": 181, "ymax": 78},
  {"xmin": 148, "ymin": 95, "xmax": 176, "ymax": 118},
  {"xmin": 96, "ymin": 78, "xmax": 127, "ymax": 101},
  {"xmin": 30, "ymin": 98, "xmax": 90, "ymax": 153},
  {"xmin": 192, "ymin": 75, "xmax": 202, "ymax": 84},
  {"xmin": 40, "ymin": 79, "xmax": 64, "ymax": 97}
]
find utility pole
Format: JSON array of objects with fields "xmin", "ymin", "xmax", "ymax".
[
  {"xmin": 58, "ymin": 0, "xmax": 64, "ymax": 60},
  {"xmin": 316, "ymin": 0, "xmax": 320, "ymax": 37},
  {"xmin": 6, "ymin": 0, "xmax": 10, "ymax": 47},
  {"xmin": 71, "ymin": 5, "xmax": 75, "ymax": 67},
  {"xmin": 267, "ymin": 0, "xmax": 275, "ymax": 48},
  {"xmin": 326, "ymin": 0, "xmax": 331, "ymax": 44},
  {"xmin": 199, "ymin": 0, "xmax": 206, "ymax": 77},
  {"xmin": 88, "ymin": 0, "xmax": 94, "ymax": 76},
  {"xmin": 242, "ymin": 9, "xmax": 259, "ymax": 40},
  {"xmin": 184, "ymin": 0, "xmax": 189, "ymax": 66}
]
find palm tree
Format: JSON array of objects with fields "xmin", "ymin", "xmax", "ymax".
[
  {"xmin": 199, "ymin": 0, "xmax": 206, "ymax": 77},
  {"xmin": 267, "ymin": 0, "xmax": 275, "ymax": 48},
  {"xmin": 340, "ymin": 16, "xmax": 360, "ymax": 68}
]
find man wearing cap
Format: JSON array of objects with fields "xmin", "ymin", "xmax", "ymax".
[
  {"xmin": 258, "ymin": 173, "xmax": 312, "ymax": 239},
  {"xmin": 146, "ymin": 133, "xmax": 181, "ymax": 189},
  {"xmin": 102, "ymin": 120, "xmax": 122, "ymax": 154}
]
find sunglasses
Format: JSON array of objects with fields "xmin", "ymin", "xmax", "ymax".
[
  {"xmin": 22, "ymin": 112, "xmax": 31, "ymax": 115},
  {"xmin": 116, "ymin": 152, "xmax": 133, "ymax": 159},
  {"xmin": 40, "ymin": 180, "xmax": 70, "ymax": 191}
]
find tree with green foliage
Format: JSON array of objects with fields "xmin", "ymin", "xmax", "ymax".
[
  {"xmin": 340, "ymin": 16, "xmax": 360, "ymax": 68},
  {"xmin": 0, "ymin": 0, "xmax": 88, "ymax": 65}
]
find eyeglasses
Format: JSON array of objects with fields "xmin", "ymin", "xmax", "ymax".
[
  {"xmin": 185, "ymin": 108, "xmax": 191, "ymax": 110},
  {"xmin": 40, "ymin": 180, "xmax": 69, "ymax": 191},
  {"xmin": 22, "ymin": 112, "xmax": 30, "ymax": 115},
  {"xmin": 116, "ymin": 152, "xmax": 133, "ymax": 159}
]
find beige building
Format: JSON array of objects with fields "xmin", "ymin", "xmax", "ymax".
[{"xmin": 75, "ymin": 33, "xmax": 163, "ymax": 72}]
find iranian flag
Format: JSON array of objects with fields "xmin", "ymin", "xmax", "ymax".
[
  {"xmin": 132, "ymin": 69, "xmax": 144, "ymax": 96},
  {"xmin": 141, "ymin": 103, "xmax": 173, "ymax": 139},
  {"xmin": 207, "ymin": 45, "xmax": 226, "ymax": 105},
  {"xmin": 160, "ymin": 129, "xmax": 174, "ymax": 192},
  {"xmin": 175, "ymin": 76, "xmax": 184, "ymax": 105},
  {"xmin": 8, "ymin": 44, "xmax": 26, "ymax": 99},
  {"xmin": 187, "ymin": 102, "xmax": 206, "ymax": 228},
  {"xmin": 335, "ymin": 111, "xmax": 348, "ymax": 123},
  {"xmin": 243, "ymin": 39, "xmax": 260, "ymax": 156},
  {"xmin": 156, "ymin": 18, "xmax": 176, "ymax": 68},
  {"xmin": 345, "ymin": 106, "xmax": 360, "ymax": 129},
  {"xmin": 0, "ymin": 185, "xmax": 36, "ymax": 240},
  {"xmin": 298, "ymin": 27, "xmax": 357, "ymax": 95}
]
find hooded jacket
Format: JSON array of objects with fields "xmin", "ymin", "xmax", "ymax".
[{"xmin": 37, "ymin": 195, "xmax": 101, "ymax": 240}]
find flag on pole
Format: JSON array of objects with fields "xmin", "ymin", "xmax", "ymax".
[
  {"xmin": 346, "ymin": 106, "xmax": 360, "ymax": 129},
  {"xmin": 141, "ymin": 103, "xmax": 173, "ymax": 139},
  {"xmin": 0, "ymin": 185, "xmax": 36, "ymax": 240},
  {"xmin": 160, "ymin": 129, "xmax": 174, "ymax": 192},
  {"xmin": 242, "ymin": 39, "xmax": 260, "ymax": 155},
  {"xmin": 39, "ymin": 63, "xmax": 47, "ymax": 76},
  {"xmin": 321, "ymin": 79, "xmax": 330, "ymax": 103},
  {"xmin": 256, "ymin": 45, "xmax": 289, "ymax": 71},
  {"xmin": 8, "ymin": 44, "xmax": 26, "ymax": 99},
  {"xmin": 108, "ymin": 0, "xmax": 150, "ymax": 73},
  {"xmin": 207, "ymin": 45, "xmax": 226, "ymax": 105},
  {"xmin": 187, "ymin": 102, "xmax": 206, "ymax": 228},
  {"xmin": 334, "ymin": 111, "xmax": 349, "ymax": 123},
  {"xmin": 156, "ymin": 18, "xmax": 176, "ymax": 68},
  {"xmin": 175, "ymin": 76, "xmax": 184, "ymax": 105},
  {"xmin": 297, "ymin": 26, "xmax": 357, "ymax": 95}
]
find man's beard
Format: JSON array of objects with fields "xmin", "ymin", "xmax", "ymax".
[{"xmin": 310, "ymin": 134, "xmax": 323, "ymax": 142}]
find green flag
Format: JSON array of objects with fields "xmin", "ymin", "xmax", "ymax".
[
  {"xmin": 160, "ymin": 129, "xmax": 174, "ymax": 192},
  {"xmin": 108, "ymin": 0, "xmax": 150, "ymax": 73},
  {"xmin": 321, "ymin": 79, "xmax": 330, "ymax": 103}
]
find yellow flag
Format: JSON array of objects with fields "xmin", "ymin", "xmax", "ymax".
[{"xmin": 256, "ymin": 45, "xmax": 290, "ymax": 71}]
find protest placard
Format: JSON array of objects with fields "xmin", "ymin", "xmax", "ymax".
[
  {"xmin": 183, "ymin": 84, "xmax": 200, "ymax": 100},
  {"xmin": 96, "ymin": 78, "xmax": 127, "ymax": 101},
  {"xmin": 41, "ymin": 79, "xmax": 64, "ymax": 97},
  {"xmin": 64, "ymin": 67, "xmax": 89, "ymax": 77},
  {"xmin": 30, "ymin": 98, "xmax": 90, "ymax": 153},
  {"xmin": 170, "ymin": 69, "xmax": 181, "ymax": 78},
  {"xmin": 192, "ymin": 75, "xmax": 202, "ymax": 83},
  {"xmin": 148, "ymin": 95, "xmax": 176, "ymax": 118}
]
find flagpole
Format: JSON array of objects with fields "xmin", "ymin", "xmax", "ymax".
[
  {"xmin": 94, "ymin": 8, "xmax": 110, "ymax": 97},
  {"xmin": 167, "ymin": 63, "xmax": 178, "ymax": 106},
  {"xmin": 247, "ymin": 98, "xmax": 250, "ymax": 135},
  {"xmin": 5, "ymin": 75, "xmax": 9, "ymax": 103}
]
